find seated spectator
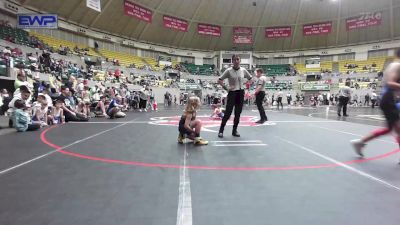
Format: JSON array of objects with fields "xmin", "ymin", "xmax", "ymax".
[
  {"xmin": 8, "ymin": 86, "xmax": 31, "ymax": 127},
  {"xmin": 76, "ymin": 101, "xmax": 90, "ymax": 119},
  {"xmin": 94, "ymin": 95, "xmax": 108, "ymax": 117},
  {"xmin": 52, "ymin": 99, "xmax": 65, "ymax": 124},
  {"xmin": 210, "ymin": 104, "xmax": 224, "ymax": 119},
  {"xmin": 2, "ymin": 47, "xmax": 11, "ymax": 55},
  {"xmin": 107, "ymin": 95, "xmax": 125, "ymax": 119},
  {"xmin": 57, "ymin": 86, "xmax": 88, "ymax": 122},
  {"xmin": 0, "ymin": 89, "xmax": 10, "ymax": 115},
  {"xmin": 32, "ymin": 97, "xmax": 48, "ymax": 127},
  {"xmin": 14, "ymin": 99, "xmax": 40, "ymax": 132},
  {"xmin": 114, "ymin": 69, "xmax": 121, "ymax": 83},
  {"xmin": 14, "ymin": 70, "xmax": 31, "ymax": 91},
  {"xmin": 12, "ymin": 48, "xmax": 22, "ymax": 57}
]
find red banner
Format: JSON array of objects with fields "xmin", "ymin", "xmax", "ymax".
[
  {"xmin": 163, "ymin": 15, "xmax": 188, "ymax": 32},
  {"xmin": 346, "ymin": 12, "xmax": 382, "ymax": 30},
  {"xmin": 303, "ymin": 22, "xmax": 332, "ymax": 36},
  {"xmin": 197, "ymin": 23, "xmax": 221, "ymax": 37},
  {"xmin": 265, "ymin": 26, "xmax": 291, "ymax": 38},
  {"xmin": 233, "ymin": 27, "xmax": 252, "ymax": 34},
  {"xmin": 124, "ymin": 0, "xmax": 152, "ymax": 23},
  {"xmin": 233, "ymin": 27, "xmax": 252, "ymax": 44}
]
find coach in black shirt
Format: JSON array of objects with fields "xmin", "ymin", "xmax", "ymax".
[{"xmin": 218, "ymin": 55, "xmax": 252, "ymax": 138}]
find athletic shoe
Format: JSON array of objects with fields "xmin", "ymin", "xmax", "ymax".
[
  {"xmin": 232, "ymin": 131, "xmax": 240, "ymax": 137},
  {"xmin": 177, "ymin": 134, "xmax": 185, "ymax": 144},
  {"xmin": 218, "ymin": 132, "xmax": 223, "ymax": 138},
  {"xmin": 351, "ymin": 139, "xmax": 366, "ymax": 157},
  {"xmin": 139, "ymin": 109, "xmax": 142, "ymax": 112},
  {"xmin": 144, "ymin": 109, "xmax": 147, "ymax": 112},
  {"xmin": 194, "ymin": 138, "xmax": 208, "ymax": 145}
]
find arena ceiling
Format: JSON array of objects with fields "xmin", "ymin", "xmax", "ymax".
[{"xmin": 18, "ymin": 0, "xmax": 400, "ymax": 52}]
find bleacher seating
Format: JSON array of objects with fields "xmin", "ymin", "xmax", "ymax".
[
  {"xmin": 294, "ymin": 62, "xmax": 332, "ymax": 74},
  {"xmin": 182, "ymin": 63, "xmax": 213, "ymax": 75},
  {"xmin": 142, "ymin": 57, "xmax": 160, "ymax": 71},
  {"xmin": 259, "ymin": 64, "xmax": 290, "ymax": 76},
  {"xmin": 99, "ymin": 49, "xmax": 146, "ymax": 68},
  {"xmin": 29, "ymin": 31, "xmax": 100, "ymax": 58},
  {"xmin": 338, "ymin": 56, "xmax": 387, "ymax": 74},
  {"xmin": 0, "ymin": 26, "xmax": 30, "ymax": 47}
]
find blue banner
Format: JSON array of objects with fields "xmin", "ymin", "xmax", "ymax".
[{"xmin": 17, "ymin": 14, "xmax": 58, "ymax": 29}]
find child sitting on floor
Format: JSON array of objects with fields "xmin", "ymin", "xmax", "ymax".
[
  {"xmin": 210, "ymin": 105, "xmax": 225, "ymax": 119},
  {"xmin": 52, "ymin": 99, "xmax": 65, "ymax": 124},
  {"xmin": 177, "ymin": 96, "xmax": 208, "ymax": 145},
  {"xmin": 14, "ymin": 99, "xmax": 41, "ymax": 132}
]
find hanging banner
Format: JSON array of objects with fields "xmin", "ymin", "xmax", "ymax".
[
  {"xmin": 124, "ymin": 0, "xmax": 152, "ymax": 23},
  {"xmin": 86, "ymin": 0, "xmax": 101, "ymax": 12},
  {"xmin": 233, "ymin": 27, "xmax": 252, "ymax": 44},
  {"xmin": 346, "ymin": 12, "xmax": 382, "ymax": 30},
  {"xmin": 197, "ymin": 23, "xmax": 221, "ymax": 37},
  {"xmin": 303, "ymin": 22, "xmax": 332, "ymax": 36},
  {"xmin": 265, "ymin": 26, "xmax": 292, "ymax": 38},
  {"xmin": 163, "ymin": 15, "xmax": 188, "ymax": 32}
]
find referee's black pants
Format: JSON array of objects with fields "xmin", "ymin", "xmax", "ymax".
[
  {"xmin": 337, "ymin": 96, "xmax": 349, "ymax": 115},
  {"xmin": 256, "ymin": 91, "xmax": 267, "ymax": 121},
  {"xmin": 219, "ymin": 90, "xmax": 244, "ymax": 133}
]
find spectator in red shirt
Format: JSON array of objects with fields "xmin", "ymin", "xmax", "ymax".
[{"xmin": 114, "ymin": 69, "xmax": 121, "ymax": 83}]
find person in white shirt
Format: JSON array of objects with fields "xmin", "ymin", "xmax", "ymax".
[
  {"xmin": 337, "ymin": 78, "xmax": 352, "ymax": 116},
  {"xmin": 254, "ymin": 68, "xmax": 268, "ymax": 123},
  {"xmin": 276, "ymin": 90, "xmax": 283, "ymax": 110},
  {"xmin": 370, "ymin": 91, "xmax": 377, "ymax": 108},
  {"xmin": 217, "ymin": 54, "xmax": 252, "ymax": 138}
]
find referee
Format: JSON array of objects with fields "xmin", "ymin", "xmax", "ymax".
[
  {"xmin": 254, "ymin": 68, "xmax": 268, "ymax": 123},
  {"xmin": 218, "ymin": 54, "xmax": 252, "ymax": 138},
  {"xmin": 337, "ymin": 78, "xmax": 352, "ymax": 117}
]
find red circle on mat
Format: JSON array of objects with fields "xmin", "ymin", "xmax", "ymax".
[
  {"xmin": 149, "ymin": 115, "xmax": 275, "ymax": 128},
  {"xmin": 40, "ymin": 126, "xmax": 400, "ymax": 171}
]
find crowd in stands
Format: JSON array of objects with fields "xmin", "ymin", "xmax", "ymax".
[{"xmin": 0, "ymin": 67, "xmax": 161, "ymax": 132}]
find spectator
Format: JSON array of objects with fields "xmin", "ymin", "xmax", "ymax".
[
  {"xmin": 371, "ymin": 91, "xmax": 377, "ymax": 108},
  {"xmin": 0, "ymin": 89, "xmax": 10, "ymax": 115},
  {"xmin": 107, "ymin": 95, "xmax": 125, "ymax": 119},
  {"xmin": 8, "ymin": 86, "xmax": 31, "ymax": 127},
  {"xmin": 32, "ymin": 96, "xmax": 48, "ymax": 127},
  {"xmin": 139, "ymin": 87, "xmax": 149, "ymax": 112},
  {"xmin": 57, "ymin": 86, "xmax": 88, "ymax": 122},
  {"xmin": 14, "ymin": 70, "xmax": 31, "ymax": 91},
  {"xmin": 14, "ymin": 99, "xmax": 40, "ymax": 132},
  {"xmin": 94, "ymin": 95, "xmax": 108, "ymax": 117},
  {"xmin": 52, "ymin": 99, "xmax": 65, "ymax": 124}
]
